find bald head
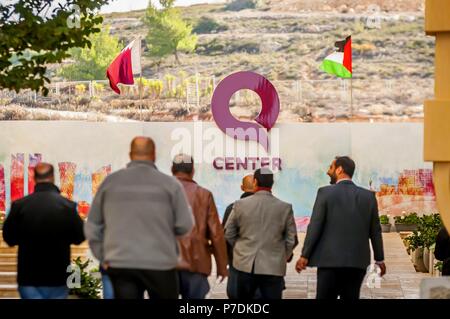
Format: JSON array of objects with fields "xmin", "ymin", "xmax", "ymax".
[
  {"xmin": 241, "ymin": 174, "xmax": 254, "ymax": 193},
  {"xmin": 34, "ymin": 162, "xmax": 54, "ymax": 184},
  {"xmin": 130, "ymin": 136, "xmax": 155, "ymax": 161}
]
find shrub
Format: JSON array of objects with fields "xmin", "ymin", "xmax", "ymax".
[
  {"xmin": 406, "ymin": 213, "xmax": 442, "ymax": 250},
  {"xmin": 193, "ymin": 16, "xmax": 228, "ymax": 34},
  {"xmin": 379, "ymin": 215, "xmax": 390, "ymax": 225},
  {"xmin": 394, "ymin": 212, "xmax": 420, "ymax": 225},
  {"xmin": 147, "ymin": 80, "xmax": 164, "ymax": 98},
  {"xmin": 75, "ymin": 84, "xmax": 87, "ymax": 95},
  {"xmin": 68, "ymin": 257, "xmax": 102, "ymax": 299},
  {"xmin": 93, "ymin": 82, "xmax": 104, "ymax": 94},
  {"xmin": 224, "ymin": 0, "xmax": 256, "ymax": 11}
]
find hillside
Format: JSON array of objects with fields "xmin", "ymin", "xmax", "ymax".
[
  {"xmin": 0, "ymin": 1, "xmax": 433, "ymax": 122},
  {"xmin": 266, "ymin": 0, "xmax": 424, "ymax": 12}
]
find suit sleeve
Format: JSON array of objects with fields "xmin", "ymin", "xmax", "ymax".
[
  {"xmin": 369, "ymin": 192, "xmax": 384, "ymax": 262},
  {"xmin": 69, "ymin": 202, "xmax": 85, "ymax": 245},
  {"xmin": 172, "ymin": 183, "xmax": 194, "ymax": 236},
  {"xmin": 301, "ymin": 188, "xmax": 326, "ymax": 259},
  {"xmin": 206, "ymin": 192, "xmax": 228, "ymax": 276},
  {"xmin": 224, "ymin": 202, "xmax": 239, "ymax": 247},
  {"xmin": 84, "ymin": 182, "xmax": 106, "ymax": 262},
  {"xmin": 2, "ymin": 202, "xmax": 21, "ymax": 247},
  {"xmin": 285, "ymin": 205, "xmax": 297, "ymax": 258}
]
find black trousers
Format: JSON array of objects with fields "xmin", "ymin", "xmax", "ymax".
[
  {"xmin": 107, "ymin": 268, "xmax": 179, "ymax": 299},
  {"xmin": 316, "ymin": 268, "xmax": 367, "ymax": 300},
  {"xmin": 234, "ymin": 269, "xmax": 284, "ymax": 299}
]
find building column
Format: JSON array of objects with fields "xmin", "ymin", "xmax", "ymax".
[{"xmin": 424, "ymin": 0, "xmax": 450, "ymax": 229}]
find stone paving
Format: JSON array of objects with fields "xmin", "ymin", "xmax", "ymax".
[{"xmin": 208, "ymin": 233, "xmax": 430, "ymax": 299}]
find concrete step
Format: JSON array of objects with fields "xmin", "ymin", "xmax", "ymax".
[
  {"xmin": 0, "ymin": 263, "xmax": 16, "ymax": 272},
  {"xmin": 0, "ymin": 272, "xmax": 16, "ymax": 284},
  {"xmin": 0, "ymin": 247, "xmax": 17, "ymax": 254},
  {"xmin": 0, "ymin": 284, "xmax": 19, "ymax": 298},
  {"xmin": 0, "ymin": 246, "xmax": 88, "ymax": 254},
  {"xmin": 0, "ymin": 254, "xmax": 16, "ymax": 262},
  {"xmin": 0, "ymin": 254, "xmax": 87, "ymax": 263}
]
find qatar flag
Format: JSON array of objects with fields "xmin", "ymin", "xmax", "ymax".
[{"xmin": 106, "ymin": 38, "xmax": 141, "ymax": 94}]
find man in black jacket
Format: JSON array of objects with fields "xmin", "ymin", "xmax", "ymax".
[
  {"xmin": 435, "ymin": 227, "xmax": 450, "ymax": 276},
  {"xmin": 296, "ymin": 156, "xmax": 386, "ymax": 300},
  {"xmin": 3, "ymin": 163, "xmax": 85, "ymax": 299},
  {"xmin": 222, "ymin": 174, "xmax": 254, "ymax": 299}
]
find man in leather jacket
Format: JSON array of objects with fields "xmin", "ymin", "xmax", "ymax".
[{"xmin": 172, "ymin": 154, "xmax": 228, "ymax": 299}]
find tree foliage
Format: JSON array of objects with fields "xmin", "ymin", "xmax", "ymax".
[
  {"xmin": 0, "ymin": 0, "xmax": 109, "ymax": 95},
  {"xmin": 143, "ymin": 0, "xmax": 197, "ymax": 64},
  {"xmin": 59, "ymin": 25, "xmax": 121, "ymax": 81}
]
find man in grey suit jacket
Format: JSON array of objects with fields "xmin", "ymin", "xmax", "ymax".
[
  {"xmin": 296, "ymin": 156, "xmax": 386, "ymax": 300},
  {"xmin": 225, "ymin": 168, "xmax": 297, "ymax": 299}
]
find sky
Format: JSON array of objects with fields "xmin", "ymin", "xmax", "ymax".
[{"xmin": 100, "ymin": 0, "xmax": 225, "ymax": 13}]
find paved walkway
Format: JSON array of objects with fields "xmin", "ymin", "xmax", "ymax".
[{"xmin": 208, "ymin": 233, "xmax": 430, "ymax": 299}]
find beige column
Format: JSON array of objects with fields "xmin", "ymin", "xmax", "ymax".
[{"xmin": 424, "ymin": 0, "xmax": 450, "ymax": 229}]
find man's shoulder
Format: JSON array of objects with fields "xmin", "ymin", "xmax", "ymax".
[
  {"xmin": 12, "ymin": 191, "xmax": 76, "ymax": 211},
  {"xmin": 270, "ymin": 195, "xmax": 292, "ymax": 210},
  {"xmin": 354, "ymin": 185, "xmax": 376, "ymax": 198},
  {"xmin": 194, "ymin": 183, "xmax": 213, "ymax": 198},
  {"xmin": 238, "ymin": 192, "xmax": 291, "ymax": 209},
  {"xmin": 108, "ymin": 166, "xmax": 179, "ymax": 186}
]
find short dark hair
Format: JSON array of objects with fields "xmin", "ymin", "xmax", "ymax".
[
  {"xmin": 254, "ymin": 168, "xmax": 274, "ymax": 188},
  {"xmin": 34, "ymin": 164, "xmax": 54, "ymax": 181},
  {"xmin": 172, "ymin": 154, "xmax": 194, "ymax": 174},
  {"xmin": 335, "ymin": 156, "xmax": 355, "ymax": 178}
]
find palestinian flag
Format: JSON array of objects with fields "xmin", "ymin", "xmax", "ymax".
[{"xmin": 321, "ymin": 36, "xmax": 352, "ymax": 78}]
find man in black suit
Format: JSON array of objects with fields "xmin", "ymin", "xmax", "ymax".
[
  {"xmin": 3, "ymin": 163, "xmax": 85, "ymax": 299},
  {"xmin": 222, "ymin": 174, "xmax": 254, "ymax": 299},
  {"xmin": 296, "ymin": 156, "xmax": 386, "ymax": 300},
  {"xmin": 435, "ymin": 227, "xmax": 450, "ymax": 275}
]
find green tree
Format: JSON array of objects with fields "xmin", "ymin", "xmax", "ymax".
[
  {"xmin": 143, "ymin": 0, "xmax": 197, "ymax": 64},
  {"xmin": 0, "ymin": 0, "xmax": 109, "ymax": 95},
  {"xmin": 59, "ymin": 25, "xmax": 121, "ymax": 80}
]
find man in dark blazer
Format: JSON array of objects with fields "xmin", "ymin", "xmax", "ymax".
[
  {"xmin": 222, "ymin": 174, "xmax": 254, "ymax": 299},
  {"xmin": 434, "ymin": 226, "xmax": 450, "ymax": 275},
  {"xmin": 296, "ymin": 156, "xmax": 386, "ymax": 300},
  {"xmin": 3, "ymin": 163, "xmax": 85, "ymax": 299}
]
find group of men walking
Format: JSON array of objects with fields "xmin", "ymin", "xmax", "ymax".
[{"xmin": 2, "ymin": 136, "xmax": 397, "ymax": 299}]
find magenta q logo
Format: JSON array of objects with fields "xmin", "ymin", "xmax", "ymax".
[{"xmin": 211, "ymin": 71, "xmax": 280, "ymax": 152}]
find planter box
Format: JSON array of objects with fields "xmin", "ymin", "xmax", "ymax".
[
  {"xmin": 423, "ymin": 247, "xmax": 430, "ymax": 272},
  {"xmin": 381, "ymin": 224, "xmax": 391, "ymax": 233},
  {"xmin": 394, "ymin": 223, "xmax": 418, "ymax": 232},
  {"xmin": 412, "ymin": 248, "xmax": 428, "ymax": 273}
]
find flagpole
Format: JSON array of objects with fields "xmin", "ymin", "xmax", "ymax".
[
  {"xmin": 350, "ymin": 77, "xmax": 353, "ymax": 119},
  {"xmin": 139, "ymin": 36, "xmax": 143, "ymax": 123}
]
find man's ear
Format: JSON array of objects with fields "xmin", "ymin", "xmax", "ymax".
[
  {"xmin": 253, "ymin": 178, "xmax": 258, "ymax": 189},
  {"xmin": 241, "ymin": 185, "xmax": 245, "ymax": 192}
]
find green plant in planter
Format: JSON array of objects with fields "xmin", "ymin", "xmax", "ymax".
[
  {"xmin": 406, "ymin": 230, "xmax": 425, "ymax": 251},
  {"xmin": 68, "ymin": 257, "xmax": 102, "ymax": 299},
  {"xmin": 406, "ymin": 213, "xmax": 442, "ymax": 250},
  {"xmin": 418, "ymin": 213, "xmax": 442, "ymax": 248},
  {"xmin": 394, "ymin": 212, "xmax": 420, "ymax": 225},
  {"xmin": 434, "ymin": 261, "xmax": 443, "ymax": 273},
  {"xmin": 379, "ymin": 215, "xmax": 390, "ymax": 225}
]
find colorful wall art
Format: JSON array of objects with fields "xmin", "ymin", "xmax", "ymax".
[{"xmin": 0, "ymin": 122, "xmax": 435, "ymax": 230}]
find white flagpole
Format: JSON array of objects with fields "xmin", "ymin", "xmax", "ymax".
[
  {"xmin": 350, "ymin": 77, "xmax": 353, "ymax": 118},
  {"xmin": 138, "ymin": 36, "xmax": 143, "ymax": 122}
]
